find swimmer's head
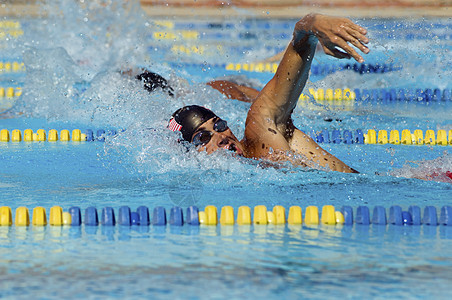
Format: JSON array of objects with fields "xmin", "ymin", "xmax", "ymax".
[
  {"xmin": 136, "ymin": 71, "xmax": 174, "ymax": 97},
  {"xmin": 168, "ymin": 105, "xmax": 244, "ymax": 155},
  {"xmin": 168, "ymin": 105, "xmax": 216, "ymax": 141}
]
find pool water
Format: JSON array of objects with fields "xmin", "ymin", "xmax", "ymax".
[{"xmin": 1, "ymin": 1, "xmax": 452, "ymax": 299}]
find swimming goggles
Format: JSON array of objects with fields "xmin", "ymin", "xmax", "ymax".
[{"xmin": 191, "ymin": 118, "xmax": 228, "ymax": 146}]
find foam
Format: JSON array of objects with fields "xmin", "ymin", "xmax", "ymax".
[{"xmin": 390, "ymin": 152, "xmax": 452, "ymax": 183}]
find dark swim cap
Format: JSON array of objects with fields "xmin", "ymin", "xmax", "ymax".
[
  {"xmin": 168, "ymin": 105, "xmax": 216, "ymax": 142},
  {"xmin": 136, "ymin": 71, "xmax": 174, "ymax": 97}
]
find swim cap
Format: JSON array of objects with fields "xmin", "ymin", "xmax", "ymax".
[
  {"xmin": 136, "ymin": 71, "xmax": 174, "ymax": 97},
  {"xmin": 168, "ymin": 105, "xmax": 216, "ymax": 142}
]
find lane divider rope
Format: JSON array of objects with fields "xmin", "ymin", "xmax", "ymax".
[
  {"xmin": 1, "ymin": 205, "xmax": 451, "ymax": 227},
  {"xmin": 151, "ymin": 20, "xmax": 450, "ymax": 32},
  {"xmin": 0, "ymin": 20, "xmax": 24, "ymax": 39},
  {"xmin": 149, "ymin": 28, "xmax": 450, "ymax": 42},
  {"xmin": 309, "ymin": 129, "xmax": 452, "ymax": 146},
  {"xmin": 0, "ymin": 87, "xmax": 22, "ymax": 98},
  {"xmin": 0, "ymin": 129, "xmax": 117, "ymax": 142},
  {"xmin": 298, "ymin": 88, "xmax": 451, "ymax": 102},
  {"xmin": 353, "ymin": 88, "xmax": 451, "ymax": 102},
  {"xmin": 2, "ymin": 86, "xmax": 449, "ymax": 104},
  {"xmin": 0, "ymin": 61, "xmax": 399, "ymax": 76},
  {"xmin": 1, "ymin": 129, "xmax": 450, "ymax": 146},
  {"xmin": 0, "ymin": 21, "xmax": 21, "ymax": 29},
  {"xmin": 166, "ymin": 62, "xmax": 401, "ymax": 75},
  {"xmin": 0, "ymin": 62, "xmax": 25, "ymax": 73}
]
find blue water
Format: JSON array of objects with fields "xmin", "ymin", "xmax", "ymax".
[{"xmin": 1, "ymin": 0, "xmax": 452, "ymax": 299}]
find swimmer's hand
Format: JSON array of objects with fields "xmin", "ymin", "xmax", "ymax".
[{"xmin": 295, "ymin": 14, "xmax": 369, "ymax": 63}]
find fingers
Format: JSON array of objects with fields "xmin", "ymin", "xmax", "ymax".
[
  {"xmin": 345, "ymin": 27, "xmax": 369, "ymax": 44},
  {"xmin": 326, "ymin": 35, "xmax": 365, "ymax": 62},
  {"xmin": 348, "ymin": 22, "xmax": 367, "ymax": 35},
  {"xmin": 331, "ymin": 23, "xmax": 369, "ymax": 62},
  {"xmin": 342, "ymin": 44, "xmax": 365, "ymax": 63},
  {"xmin": 342, "ymin": 28, "xmax": 370, "ymax": 55}
]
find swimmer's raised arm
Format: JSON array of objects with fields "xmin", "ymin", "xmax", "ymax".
[
  {"xmin": 243, "ymin": 14, "xmax": 369, "ymax": 172},
  {"xmin": 247, "ymin": 14, "xmax": 369, "ymax": 127}
]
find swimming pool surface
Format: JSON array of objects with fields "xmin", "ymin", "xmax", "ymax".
[{"xmin": 1, "ymin": 1, "xmax": 451, "ymax": 299}]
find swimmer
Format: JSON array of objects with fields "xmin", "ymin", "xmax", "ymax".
[
  {"xmin": 169, "ymin": 14, "xmax": 369, "ymax": 173},
  {"xmin": 133, "ymin": 69, "xmax": 260, "ymax": 103},
  {"xmin": 135, "ymin": 71, "xmax": 342, "ymax": 123}
]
